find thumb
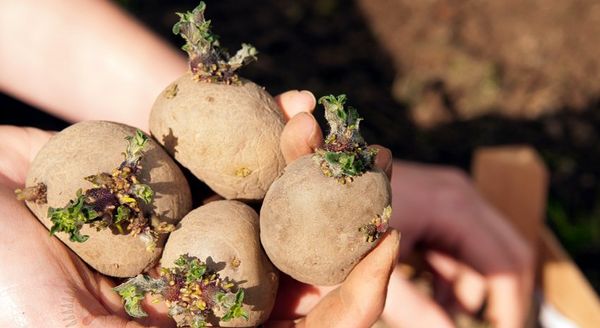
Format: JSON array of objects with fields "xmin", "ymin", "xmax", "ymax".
[
  {"xmin": 280, "ymin": 112, "xmax": 323, "ymax": 164},
  {"xmin": 298, "ymin": 230, "xmax": 400, "ymax": 328}
]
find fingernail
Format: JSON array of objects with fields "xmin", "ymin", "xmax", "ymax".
[
  {"xmin": 299, "ymin": 90, "xmax": 317, "ymax": 108},
  {"xmin": 373, "ymin": 146, "xmax": 393, "ymax": 174},
  {"xmin": 382, "ymin": 148, "xmax": 393, "ymax": 173}
]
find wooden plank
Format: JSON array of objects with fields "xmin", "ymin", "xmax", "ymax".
[
  {"xmin": 473, "ymin": 146, "xmax": 600, "ymax": 328},
  {"xmin": 539, "ymin": 226, "xmax": 600, "ymax": 328},
  {"xmin": 472, "ymin": 146, "xmax": 547, "ymax": 328},
  {"xmin": 472, "ymin": 146, "xmax": 547, "ymax": 246}
]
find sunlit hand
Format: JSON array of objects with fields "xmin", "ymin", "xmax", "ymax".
[
  {"xmin": 274, "ymin": 91, "xmax": 534, "ymax": 328},
  {"xmin": 0, "ymin": 90, "xmax": 399, "ymax": 328}
]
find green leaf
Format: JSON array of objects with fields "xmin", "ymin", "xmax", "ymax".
[
  {"xmin": 191, "ymin": 316, "xmax": 208, "ymax": 328},
  {"xmin": 114, "ymin": 205, "xmax": 131, "ymax": 224},
  {"xmin": 172, "ymin": 1, "xmax": 256, "ymax": 83},
  {"xmin": 124, "ymin": 129, "xmax": 149, "ymax": 165},
  {"xmin": 221, "ymin": 289, "xmax": 247, "ymax": 322},
  {"xmin": 114, "ymin": 284, "xmax": 147, "ymax": 318},
  {"xmin": 186, "ymin": 259, "xmax": 207, "ymax": 283},
  {"xmin": 131, "ymin": 183, "xmax": 154, "ymax": 204},
  {"xmin": 113, "ymin": 274, "xmax": 166, "ymax": 318},
  {"xmin": 70, "ymin": 229, "xmax": 89, "ymax": 243},
  {"xmin": 228, "ymin": 43, "xmax": 258, "ymax": 69},
  {"xmin": 47, "ymin": 191, "xmax": 97, "ymax": 243}
]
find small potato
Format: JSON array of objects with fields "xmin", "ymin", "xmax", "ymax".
[
  {"xmin": 260, "ymin": 95, "xmax": 393, "ymax": 285},
  {"xmin": 260, "ymin": 155, "xmax": 391, "ymax": 285},
  {"xmin": 23, "ymin": 121, "xmax": 192, "ymax": 277},
  {"xmin": 150, "ymin": 74, "xmax": 285, "ymax": 201},
  {"xmin": 149, "ymin": 2, "xmax": 285, "ymax": 201},
  {"xmin": 161, "ymin": 200, "xmax": 279, "ymax": 327}
]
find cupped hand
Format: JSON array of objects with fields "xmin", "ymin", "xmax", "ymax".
[
  {"xmin": 0, "ymin": 126, "xmax": 168, "ymax": 328},
  {"xmin": 385, "ymin": 162, "xmax": 534, "ymax": 328},
  {"xmin": 273, "ymin": 92, "xmax": 534, "ymax": 328},
  {"xmin": 0, "ymin": 90, "xmax": 397, "ymax": 328},
  {"xmin": 269, "ymin": 91, "xmax": 397, "ymax": 327}
]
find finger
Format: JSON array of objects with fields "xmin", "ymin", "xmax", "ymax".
[
  {"xmin": 382, "ymin": 266, "xmax": 455, "ymax": 328},
  {"xmin": 280, "ymin": 112, "xmax": 323, "ymax": 164},
  {"xmin": 0, "ymin": 126, "xmax": 54, "ymax": 187},
  {"xmin": 428, "ymin": 192, "xmax": 534, "ymax": 327},
  {"xmin": 297, "ymin": 230, "xmax": 400, "ymax": 328},
  {"xmin": 275, "ymin": 90, "xmax": 317, "ymax": 121},
  {"xmin": 487, "ymin": 274, "xmax": 530, "ymax": 328},
  {"xmin": 94, "ymin": 272, "xmax": 174, "ymax": 327},
  {"xmin": 371, "ymin": 145, "xmax": 393, "ymax": 179},
  {"xmin": 270, "ymin": 273, "xmax": 337, "ymax": 319},
  {"xmin": 426, "ymin": 250, "xmax": 487, "ymax": 314}
]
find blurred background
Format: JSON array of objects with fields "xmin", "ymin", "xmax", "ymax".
[{"xmin": 1, "ymin": 0, "xmax": 599, "ymax": 294}]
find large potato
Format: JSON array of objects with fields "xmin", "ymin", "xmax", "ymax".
[
  {"xmin": 24, "ymin": 121, "xmax": 192, "ymax": 277},
  {"xmin": 150, "ymin": 73, "xmax": 285, "ymax": 201},
  {"xmin": 260, "ymin": 155, "xmax": 392, "ymax": 285},
  {"xmin": 161, "ymin": 200, "xmax": 279, "ymax": 327}
]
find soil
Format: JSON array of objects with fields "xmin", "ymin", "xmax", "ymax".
[{"xmin": 1, "ymin": 0, "xmax": 598, "ymax": 297}]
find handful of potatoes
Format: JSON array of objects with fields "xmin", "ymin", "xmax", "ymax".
[{"xmin": 17, "ymin": 2, "xmax": 392, "ymax": 327}]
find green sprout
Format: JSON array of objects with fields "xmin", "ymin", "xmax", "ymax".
[
  {"xmin": 124, "ymin": 129, "xmax": 149, "ymax": 167},
  {"xmin": 314, "ymin": 95, "xmax": 377, "ymax": 182},
  {"xmin": 48, "ymin": 190, "xmax": 98, "ymax": 242},
  {"xmin": 40, "ymin": 130, "xmax": 173, "ymax": 249},
  {"xmin": 114, "ymin": 254, "xmax": 248, "ymax": 327},
  {"xmin": 173, "ymin": 2, "xmax": 258, "ymax": 84},
  {"xmin": 113, "ymin": 274, "xmax": 166, "ymax": 318},
  {"xmin": 131, "ymin": 183, "xmax": 154, "ymax": 204},
  {"xmin": 220, "ymin": 289, "xmax": 248, "ymax": 322}
]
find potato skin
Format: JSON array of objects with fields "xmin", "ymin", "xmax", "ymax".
[
  {"xmin": 161, "ymin": 200, "xmax": 278, "ymax": 327},
  {"xmin": 24, "ymin": 121, "xmax": 192, "ymax": 277},
  {"xmin": 149, "ymin": 73, "xmax": 286, "ymax": 200},
  {"xmin": 260, "ymin": 155, "xmax": 392, "ymax": 285}
]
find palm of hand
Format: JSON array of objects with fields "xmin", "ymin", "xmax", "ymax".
[{"xmin": 0, "ymin": 184, "xmax": 176, "ymax": 328}]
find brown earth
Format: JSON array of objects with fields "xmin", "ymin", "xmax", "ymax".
[{"xmin": 359, "ymin": 0, "xmax": 600, "ymax": 127}]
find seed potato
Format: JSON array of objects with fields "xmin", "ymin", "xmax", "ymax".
[
  {"xmin": 260, "ymin": 95, "xmax": 393, "ymax": 285},
  {"xmin": 149, "ymin": 2, "xmax": 285, "ymax": 201},
  {"xmin": 24, "ymin": 121, "xmax": 192, "ymax": 277},
  {"xmin": 260, "ymin": 155, "xmax": 391, "ymax": 285},
  {"xmin": 161, "ymin": 200, "xmax": 279, "ymax": 327},
  {"xmin": 150, "ymin": 74, "xmax": 285, "ymax": 201}
]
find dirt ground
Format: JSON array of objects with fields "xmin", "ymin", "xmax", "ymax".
[
  {"xmin": 359, "ymin": 0, "xmax": 600, "ymax": 128},
  {"xmin": 1, "ymin": 0, "xmax": 598, "ymax": 302}
]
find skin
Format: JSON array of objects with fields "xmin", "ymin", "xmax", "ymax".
[
  {"xmin": 277, "ymin": 100, "xmax": 533, "ymax": 328},
  {"xmin": 0, "ymin": 0, "xmax": 183, "ymax": 131},
  {"xmin": 24, "ymin": 121, "xmax": 192, "ymax": 277},
  {"xmin": 0, "ymin": 93, "xmax": 398, "ymax": 327},
  {"xmin": 150, "ymin": 74, "xmax": 286, "ymax": 200},
  {"xmin": 161, "ymin": 200, "xmax": 278, "ymax": 327},
  {"xmin": 260, "ymin": 155, "xmax": 391, "ymax": 285},
  {"xmin": 0, "ymin": 0, "xmax": 533, "ymax": 326}
]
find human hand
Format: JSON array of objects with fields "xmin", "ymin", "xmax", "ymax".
[
  {"xmin": 269, "ymin": 91, "xmax": 400, "ymax": 327},
  {"xmin": 384, "ymin": 162, "xmax": 534, "ymax": 328},
  {"xmin": 274, "ymin": 95, "xmax": 534, "ymax": 328},
  {"xmin": 0, "ymin": 90, "xmax": 397, "ymax": 328},
  {"xmin": 0, "ymin": 126, "xmax": 172, "ymax": 328}
]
